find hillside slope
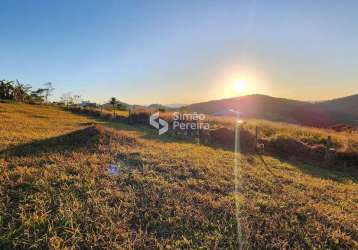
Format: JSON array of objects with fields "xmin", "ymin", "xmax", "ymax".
[
  {"xmin": 187, "ymin": 94, "xmax": 358, "ymax": 126},
  {"xmin": 317, "ymin": 94, "xmax": 358, "ymax": 123},
  {"xmin": 0, "ymin": 103, "xmax": 357, "ymax": 249}
]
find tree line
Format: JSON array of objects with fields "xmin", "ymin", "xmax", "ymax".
[
  {"xmin": 0, "ymin": 80, "xmax": 53, "ymax": 103},
  {"xmin": 0, "ymin": 79, "xmax": 130, "ymax": 116}
]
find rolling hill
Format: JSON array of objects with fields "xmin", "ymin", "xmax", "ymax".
[
  {"xmin": 186, "ymin": 94, "xmax": 358, "ymax": 127},
  {"xmin": 316, "ymin": 94, "xmax": 358, "ymax": 123}
]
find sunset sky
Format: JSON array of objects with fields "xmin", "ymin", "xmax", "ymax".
[{"xmin": 1, "ymin": 0, "xmax": 357, "ymax": 105}]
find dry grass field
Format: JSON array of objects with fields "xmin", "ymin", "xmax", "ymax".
[
  {"xmin": 0, "ymin": 103, "xmax": 357, "ymax": 249},
  {"xmin": 204, "ymin": 115, "xmax": 358, "ymax": 154},
  {"xmin": 156, "ymin": 111, "xmax": 358, "ymax": 153}
]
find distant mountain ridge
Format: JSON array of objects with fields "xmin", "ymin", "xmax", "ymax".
[
  {"xmin": 147, "ymin": 103, "xmax": 185, "ymax": 110},
  {"xmin": 316, "ymin": 94, "xmax": 358, "ymax": 120},
  {"xmin": 164, "ymin": 103, "xmax": 186, "ymax": 109},
  {"xmin": 186, "ymin": 94, "xmax": 358, "ymax": 127}
]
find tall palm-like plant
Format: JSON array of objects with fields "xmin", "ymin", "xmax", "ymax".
[
  {"xmin": 6, "ymin": 81, "xmax": 14, "ymax": 100},
  {"xmin": 43, "ymin": 82, "xmax": 54, "ymax": 103},
  {"xmin": 110, "ymin": 97, "xmax": 118, "ymax": 117}
]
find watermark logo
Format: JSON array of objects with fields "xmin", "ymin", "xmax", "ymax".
[
  {"xmin": 150, "ymin": 112, "xmax": 210, "ymax": 135},
  {"xmin": 172, "ymin": 112, "xmax": 210, "ymax": 130},
  {"xmin": 150, "ymin": 112, "xmax": 169, "ymax": 135}
]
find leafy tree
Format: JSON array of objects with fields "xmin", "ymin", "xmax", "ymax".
[
  {"xmin": 31, "ymin": 89, "xmax": 46, "ymax": 103},
  {"xmin": 72, "ymin": 95, "xmax": 81, "ymax": 105},
  {"xmin": 0, "ymin": 80, "xmax": 14, "ymax": 100},
  {"xmin": 0, "ymin": 79, "xmax": 53, "ymax": 103},
  {"xmin": 0, "ymin": 79, "xmax": 33, "ymax": 102},
  {"xmin": 61, "ymin": 92, "xmax": 74, "ymax": 107},
  {"xmin": 43, "ymin": 82, "xmax": 54, "ymax": 103},
  {"xmin": 13, "ymin": 80, "xmax": 31, "ymax": 102}
]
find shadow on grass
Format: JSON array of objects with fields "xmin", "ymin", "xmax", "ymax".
[
  {"xmin": 271, "ymin": 155, "xmax": 358, "ymax": 183},
  {"xmin": 0, "ymin": 126, "xmax": 100, "ymax": 158},
  {"xmin": 258, "ymin": 155, "xmax": 275, "ymax": 175},
  {"xmin": 31, "ymin": 115, "xmax": 48, "ymax": 119},
  {"xmin": 75, "ymin": 113, "xmax": 234, "ymax": 149}
]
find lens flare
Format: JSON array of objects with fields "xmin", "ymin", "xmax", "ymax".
[{"xmin": 233, "ymin": 80, "xmax": 247, "ymax": 93}]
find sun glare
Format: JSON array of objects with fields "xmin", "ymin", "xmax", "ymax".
[{"xmin": 233, "ymin": 79, "xmax": 247, "ymax": 93}]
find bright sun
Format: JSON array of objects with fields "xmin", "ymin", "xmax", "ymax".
[{"xmin": 233, "ymin": 79, "xmax": 247, "ymax": 93}]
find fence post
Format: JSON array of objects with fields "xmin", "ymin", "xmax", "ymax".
[
  {"xmin": 324, "ymin": 136, "xmax": 333, "ymax": 166},
  {"xmin": 255, "ymin": 126, "xmax": 259, "ymax": 151}
]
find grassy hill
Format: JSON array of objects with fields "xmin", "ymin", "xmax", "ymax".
[
  {"xmin": 0, "ymin": 103, "xmax": 357, "ymax": 249},
  {"xmin": 187, "ymin": 94, "xmax": 358, "ymax": 126}
]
